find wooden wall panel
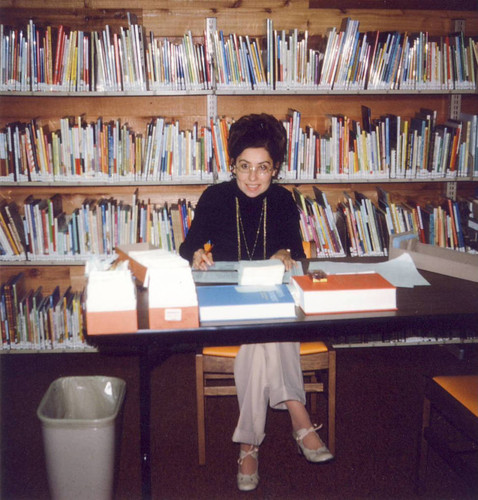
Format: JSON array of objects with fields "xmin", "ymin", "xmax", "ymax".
[
  {"xmin": 0, "ymin": 96, "xmax": 209, "ymax": 131},
  {"xmin": 1, "ymin": 3, "xmax": 477, "ymax": 36},
  {"xmin": 217, "ymin": 94, "xmax": 451, "ymax": 132},
  {"xmin": 0, "ymin": 8, "xmax": 142, "ymax": 31},
  {"xmin": 0, "ymin": 185, "xmax": 208, "ymax": 213},
  {"xmin": 2, "ymin": 93, "xmax": 475, "ymax": 138},
  {"xmin": 0, "ymin": 264, "xmax": 85, "ymax": 294}
]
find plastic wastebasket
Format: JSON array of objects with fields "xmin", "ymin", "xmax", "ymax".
[{"xmin": 37, "ymin": 376, "xmax": 126, "ymax": 500}]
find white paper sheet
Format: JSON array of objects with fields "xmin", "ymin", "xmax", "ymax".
[
  {"xmin": 128, "ymin": 249, "xmax": 190, "ymax": 268},
  {"xmin": 238, "ymin": 260, "xmax": 285, "ymax": 285},
  {"xmin": 192, "ymin": 260, "xmax": 304, "ymax": 284},
  {"xmin": 308, "ymin": 253, "xmax": 430, "ymax": 288}
]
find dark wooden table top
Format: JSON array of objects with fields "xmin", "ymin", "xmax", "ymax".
[{"xmin": 87, "ymin": 268, "xmax": 478, "ymax": 351}]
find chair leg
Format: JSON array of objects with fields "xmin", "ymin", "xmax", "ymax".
[
  {"xmin": 309, "ymin": 375, "xmax": 318, "ymax": 416},
  {"xmin": 328, "ymin": 350, "xmax": 336, "ymax": 456},
  {"xmin": 195, "ymin": 354, "xmax": 207, "ymax": 466}
]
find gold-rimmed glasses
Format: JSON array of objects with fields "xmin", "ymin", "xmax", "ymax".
[{"xmin": 234, "ymin": 163, "xmax": 274, "ymax": 176}]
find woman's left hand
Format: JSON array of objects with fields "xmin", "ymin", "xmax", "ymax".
[{"xmin": 270, "ymin": 249, "xmax": 297, "ymax": 271}]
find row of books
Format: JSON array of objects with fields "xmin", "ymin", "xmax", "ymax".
[
  {"xmin": 0, "ymin": 16, "xmax": 211, "ymax": 92},
  {"xmin": 313, "ymin": 19, "xmax": 477, "ymax": 91},
  {"xmin": 1, "ymin": 108, "xmax": 477, "ymax": 183},
  {"xmin": 1, "ymin": 187, "xmax": 474, "ymax": 262},
  {"xmin": 0, "ymin": 194, "xmax": 193, "ymax": 261},
  {"xmin": 1, "ymin": 18, "xmax": 477, "ymax": 92},
  {"xmin": 376, "ymin": 187, "xmax": 471, "ymax": 252},
  {"xmin": 1, "ymin": 272, "xmax": 85, "ymax": 350},
  {"xmin": 267, "ymin": 18, "xmax": 478, "ymax": 91},
  {"xmin": 331, "ymin": 329, "xmax": 478, "ymax": 347},
  {"xmin": 283, "ymin": 108, "xmax": 478, "ymax": 181},
  {"xmin": 294, "ymin": 186, "xmax": 473, "ymax": 258},
  {"xmin": 0, "ymin": 117, "xmax": 227, "ymax": 182}
]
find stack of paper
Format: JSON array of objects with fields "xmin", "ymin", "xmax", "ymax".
[
  {"xmin": 127, "ymin": 248, "xmax": 190, "ymax": 286},
  {"xmin": 128, "ymin": 248, "xmax": 190, "ymax": 269},
  {"xmin": 238, "ymin": 260, "xmax": 285, "ymax": 285}
]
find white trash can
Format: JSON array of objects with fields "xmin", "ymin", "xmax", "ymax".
[{"xmin": 37, "ymin": 376, "xmax": 126, "ymax": 500}]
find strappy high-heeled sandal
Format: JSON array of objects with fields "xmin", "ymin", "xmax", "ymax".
[
  {"xmin": 237, "ymin": 445, "xmax": 259, "ymax": 491},
  {"xmin": 293, "ymin": 424, "xmax": 334, "ymax": 463}
]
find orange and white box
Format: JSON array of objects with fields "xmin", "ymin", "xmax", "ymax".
[
  {"xmin": 86, "ymin": 267, "xmax": 138, "ymax": 335},
  {"xmin": 148, "ymin": 266, "xmax": 199, "ymax": 330}
]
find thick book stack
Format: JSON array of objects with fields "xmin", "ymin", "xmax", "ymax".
[{"xmin": 1, "ymin": 272, "xmax": 85, "ymax": 350}]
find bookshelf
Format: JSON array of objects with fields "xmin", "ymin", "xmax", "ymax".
[{"xmin": 1, "ymin": 2, "xmax": 478, "ymax": 350}]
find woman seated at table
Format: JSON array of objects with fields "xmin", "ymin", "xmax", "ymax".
[{"xmin": 179, "ymin": 113, "xmax": 333, "ymax": 491}]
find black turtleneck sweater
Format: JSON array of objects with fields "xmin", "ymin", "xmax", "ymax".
[{"xmin": 179, "ymin": 180, "xmax": 305, "ymax": 263}]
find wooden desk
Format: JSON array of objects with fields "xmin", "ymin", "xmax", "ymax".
[{"xmin": 87, "ymin": 270, "xmax": 478, "ymax": 500}]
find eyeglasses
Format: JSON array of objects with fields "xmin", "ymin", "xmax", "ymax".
[{"xmin": 235, "ymin": 163, "xmax": 274, "ymax": 176}]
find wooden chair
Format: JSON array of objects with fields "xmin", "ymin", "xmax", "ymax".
[
  {"xmin": 417, "ymin": 374, "xmax": 478, "ymax": 493},
  {"xmin": 195, "ymin": 341, "xmax": 336, "ymax": 465}
]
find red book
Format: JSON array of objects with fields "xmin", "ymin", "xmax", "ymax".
[
  {"xmin": 53, "ymin": 25, "xmax": 64, "ymax": 86},
  {"xmin": 291, "ymin": 272, "xmax": 396, "ymax": 315}
]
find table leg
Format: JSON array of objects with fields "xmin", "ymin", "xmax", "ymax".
[
  {"xmin": 139, "ymin": 349, "xmax": 152, "ymax": 500},
  {"xmin": 139, "ymin": 347, "xmax": 173, "ymax": 499}
]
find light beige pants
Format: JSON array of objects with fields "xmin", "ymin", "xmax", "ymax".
[{"xmin": 232, "ymin": 342, "xmax": 306, "ymax": 445}]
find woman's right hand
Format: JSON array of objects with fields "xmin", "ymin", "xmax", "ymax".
[{"xmin": 192, "ymin": 248, "xmax": 214, "ymax": 270}]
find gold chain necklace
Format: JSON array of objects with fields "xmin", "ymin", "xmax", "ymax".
[{"xmin": 235, "ymin": 196, "xmax": 267, "ymax": 260}]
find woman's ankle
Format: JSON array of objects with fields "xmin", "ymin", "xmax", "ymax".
[{"xmin": 238, "ymin": 444, "xmax": 259, "ymax": 475}]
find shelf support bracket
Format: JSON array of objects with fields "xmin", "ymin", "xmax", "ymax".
[
  {"xmin": 206, "ymin": 17, "xmax": 217, "ymax": 121},
  {"xmin": 446, "ymin": 181, "xmax": 457, "ymax": 201},
  {"xmin": 452, "ymin": 19, "xmax": 465, "ymax": 33},
  {"xmin": 448, "ymin": 94, "xmax": 461, "ymax": 121}
]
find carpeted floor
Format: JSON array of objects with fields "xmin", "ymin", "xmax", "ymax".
[{"xmin": 2, "ymin": 343, "xmax": 477, "ymax": 499}]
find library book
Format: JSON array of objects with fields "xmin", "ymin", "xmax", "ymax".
[
  {"xmin": 290, "ymin": 272, "xmax": 396, "ymax": 315},
  {"xmin": 196, "ymin": 284, "xmax": 296, "ymax": 322}
]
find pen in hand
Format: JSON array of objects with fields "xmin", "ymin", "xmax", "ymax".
[{"xmin": 193, "ymin": 246, "xmax": 214, "ymax": 270}]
